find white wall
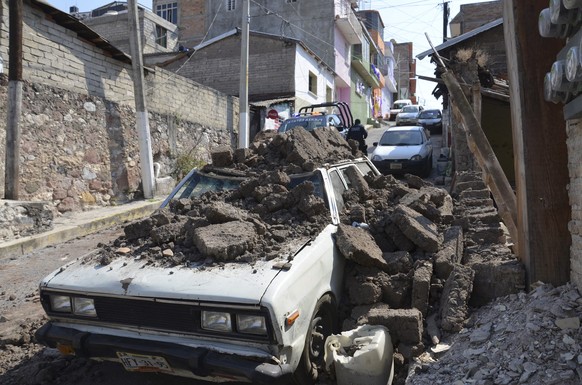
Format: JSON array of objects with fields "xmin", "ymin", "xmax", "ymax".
[{"xmin": 294, "ymin": 46, "xmax": 335, "ymax": 109}]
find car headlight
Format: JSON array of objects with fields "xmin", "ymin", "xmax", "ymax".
[
  {"xmin": 237, "ymin": 314, "xmax": 268, "ymax": 335},
  {"xmin": 372, "ymin": 155, "xmax": 383, "ymax": 161},
  {"xmin": 50, "ymin": 295, "xmax": 72, "ymax": 313},
  {"xmin": 411, "ymin": 155, "xmax": 422, "ymax": 161},
  {"xmin": 202, "ymin": 311, "xmax": 232, "ymax": 332},
  {"xmin": 73, "ymin": 297, "xmax": 97, "ymax": 317}
]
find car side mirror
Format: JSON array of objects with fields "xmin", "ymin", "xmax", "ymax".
[{"xmin": 373, "ymin": 142, "xmax": 378, "ymax": 147}]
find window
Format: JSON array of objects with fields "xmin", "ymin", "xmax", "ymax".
[
  {"xmin": 326, "ymin": 86, "xmax": 332, "ymax": 102},
  {"xmin": 227, "ymin": 0, "xmax": 236, "ymax": 11},
  {"xmin": 308, "ymin": 71, "xmax": 317, "ymax": 96},
  {"xmin": 156, "ymin": 2, "xmax": 178, "ymax": 24},
  {"xmin": 156, "ymin": 25, "xmax": 168, "ymax": 48},
  {"xmin": 329, "ymin": 170, "xmax": 346, "ymax": 213}
]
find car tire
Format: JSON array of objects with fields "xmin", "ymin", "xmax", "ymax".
[
  {"xmin": 291, "ymin": 294, "xmax": 337, "ymax": 385},
  {"xmin": 423, "ymin": 153, "xmax": 433, "ymax": 178}
]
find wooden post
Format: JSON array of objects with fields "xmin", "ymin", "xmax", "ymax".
[
  {"xmin": 442, "ymin": 71, "xmax": 519, "ymax": 247},
  {"xmin": 5, "ymin": 0, "xmax": 23, "ymax": 200},
  {"xmin": 504, "ymin": 0, "xmax": 571, "ymax": 287}
]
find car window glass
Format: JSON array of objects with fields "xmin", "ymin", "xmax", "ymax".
[
  {"xmin": 380, "ymin": 131, "xmax": 423, "ymax": 146},
  {"xmin": 172, "ymin": 173, "xmax": 242, "ymax": 200},
  {"xmin": 355, "ymin": 162, "xmax": 374, "ymax": 177},
  {"xmin": 329, "ymin": 170, "xmax": 346, "ymax": 213},
  {"xmin": 401, "ymin": 105, "xmax": 418, "ymax": 113}
]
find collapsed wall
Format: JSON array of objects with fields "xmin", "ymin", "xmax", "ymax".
[{"xmin": 100, "ymin": 126, "xmax": 525, "ymax": 380}]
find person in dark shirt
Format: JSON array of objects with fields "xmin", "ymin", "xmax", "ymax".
[{"xmin": 346, "ymin": 119, "xmax": 368, "ymax": 152}]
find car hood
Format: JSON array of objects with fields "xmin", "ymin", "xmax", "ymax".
[
  {"xmin": 39, "ymin": 237, "xmax": 312, "ymax": 305},
  {"xmin": 372, "ymin": 144, "xmax": 423, "ymax": 159},
  {"xmin": 418, "ymin": 118, "xmax": 440, "ymax": 123},
  {"xmin": 397, "ymin": 112, "xmax": 418, "ymax": 119}
]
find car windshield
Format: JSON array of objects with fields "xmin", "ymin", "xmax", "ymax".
[
  {"xmin": 163, "ymin": 170, "xmax": 326, "ymax": 207},
  {"xmin": 278, "ymin": 116, "xmax": 327, "ymax": 133},
  {"xmin": 393, "ymin": 102, "xmax": 409, "ymax": 109},
  {"xmin": 419, "ymin": 110, "xmax": 440, "ymax": 118},
  {"xmin": 379, "ymin": 130, "xmax": 423, "ymax": 146},
  {"xmin": 401, "ymin": 105, "xmax": 419, "ymax": 113}
]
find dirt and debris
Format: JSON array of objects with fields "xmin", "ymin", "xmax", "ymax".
[{"xmin": 405, "ymin": 282, "xmax": 582, "ymax": 385}]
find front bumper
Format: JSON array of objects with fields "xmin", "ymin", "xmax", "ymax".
[
  {"xmin": 35, "ymin": 322, "xmax": 293, "ymax": 385},
  {"xmin": 372, "ymin": 159, "xmax": 425, "ymax": 176}
]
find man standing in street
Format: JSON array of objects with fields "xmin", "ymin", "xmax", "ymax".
[{"xmin": 346, "ymin": 119, "xmax": 368, "ymax": 153}]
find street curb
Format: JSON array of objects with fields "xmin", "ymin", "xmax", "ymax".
[{"xmin": 0, "ymin": 200, "xmax": 162, "ymax": 260}]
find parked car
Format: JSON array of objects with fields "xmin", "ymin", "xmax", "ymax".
[
  {"xmin": 395, "ymin": 105, "xmax": 423, "ymax": 126},
  {"xmin": 278, "ymin": 101, "xmax": 354, "ymax": 138},
  {"xmin": 389, "ymin": 99, "xmax": 412, "ymax": 121},
  {"xmin": 416, "ymin": 109, "xmax": 442, "ymax": 134},
  {"xmin": 35, "ymin": 157, "xmax": 383, "ymax": 385},
  {"xmin": 370, "ymin": 126, "xmax": 433, "ymax": 177},
  {"xmin": 279, "ymin": 114, "xmax": 347, "ymax": 137}
]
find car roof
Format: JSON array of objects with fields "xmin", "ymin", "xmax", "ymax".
[{"xmin": 386, "ymin": 125, "xmax": 424, "ymax": 131}]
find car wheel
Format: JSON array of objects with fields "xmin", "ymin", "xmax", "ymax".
[
  {"xmin": 423, "ymin": 154, "xmax": 433, "ymax": 178},
  {"xmin": 292, "ymin": 294, "xmax": 337, "ymax": 385}
]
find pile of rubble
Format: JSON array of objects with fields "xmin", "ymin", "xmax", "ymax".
[
  {"xmin": 91, "ymin": 127, "xmax": 526, "ymax": 382},
  {"xmin": 405, "ymin": 282, "xmax": 582, "ymax": 385}
]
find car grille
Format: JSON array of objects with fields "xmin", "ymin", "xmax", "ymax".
[
  {"xmin": 95, "ymin": 297, "xmax": 200, "ymax": 333},
  {"xmin": 42, "ymin": 293, "xmax": 274, "ymax": 342}
]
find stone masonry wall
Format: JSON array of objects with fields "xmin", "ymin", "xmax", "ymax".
[
  {"xmin": 567, "ymin": 119, "xmax": 582, "ymax": 289},
  {"xmin": 0, "ymin": 0, "xmax": 239, "ymax": 215}
]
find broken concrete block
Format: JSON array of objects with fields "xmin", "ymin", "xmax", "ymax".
[
  {"xmin": 343, "ymin": 165, "xmax": 371, "ymax": 200},
  {"xmin": 382, "ymin": 251, "xmax": 413, "ymax": 275},
  {"xmin": 392, "ymin": 205, "xmax": 440, "ymax": 253},
  {"xmin": 459, "ymin": 189, "xmax": 491, "ymax": 201},
  {"xmin": 150, "ymin": 221, "xmax": 186, "ymax": 245},
  {"xmin": 398, "ymin": 190, "xmax": 430, "ymax": 208},
  {"xmin": 211, "ymin": 146, "xmax": 234, "ymax": 167},
  {"xmin": 356, "ymin": 304, "xmax": 424, "ymax": 345},
  {"xmin": 193, "ymin": 221, "xmax": 257, "ymax": 261},
  {"xmin": 377, "ymin": 272, "xmax": 412, "ymax": 309},
  {"xmin": 412, "ymin": 260, "xmax": 433, "ymax": 316},
  {"xmin": 349, "ymin": 204, "xmax": 367, "ymax": 224},
  {"xmin": 440, "ymin": 264, "xmax": 475, "ymax": 332},
  {"xmin": 204, "ymin": 202, "xmax": 249, "ymax": 224},
  {"xmin": 346, "ymin": 273, "xmax": 383, "ymax": 305},
  {"xmin": 385, "ymin": 222, "xmax": 416, "ymax": 251},
  {"xmin": 336, "ymin": 224, "xmax": 388, "ymax": 271},
  {"xmin": 420, "ymin": 186, "xmax": 449, "ymax": 207},
  {"xmin": 433, "ymin": 226, "xmax": 464, "ymax": 280},
  {"xmin": 466, "ymin": 257, "xmax": 525, "ymax": 306}
]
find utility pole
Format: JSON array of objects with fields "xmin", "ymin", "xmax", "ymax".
[
  {"xmin": 128, "ymin": 0, "xmax": 155, "ymax": 198},
  {"xmin": 442, "ymin": 1, "xmax": 450, "ymax": 43},
  {"xmin": 5, "ymin": 0, "xmax": 23, "ymax": 200},
  {"xmin": 238, "ymin": 0, "xmax": 250, "ymax": 149}
]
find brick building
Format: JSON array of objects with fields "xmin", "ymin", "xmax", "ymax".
[{"xmin": 449, "ymin": 0, "xmax": 503, "ymax": 37}]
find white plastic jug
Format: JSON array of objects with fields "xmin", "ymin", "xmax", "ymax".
[{"xmin": 324, "ymin": 324, "xmax": 394, "ymax": 385}]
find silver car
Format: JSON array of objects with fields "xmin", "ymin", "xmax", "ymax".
[{"xmin": 395, "ymin": 105, "xmax": 423, "ymax": 126}]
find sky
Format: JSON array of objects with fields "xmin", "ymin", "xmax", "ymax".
[{"xmin": 46, "ymin": 0, "xmax": 495, "ymax": 109}]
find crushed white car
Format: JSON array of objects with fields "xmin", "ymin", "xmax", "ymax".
[{"xmin": 35, "ymin": 140, "xmax": 381, "ymax": 385}]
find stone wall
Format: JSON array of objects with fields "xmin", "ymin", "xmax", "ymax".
[
  {"xmin": 567, "ymin": 119, "xmax": 582, "ymax": 288},
  {"xmin": 0, "ymin": 0, "xmax": 239, "ymax": 215}
]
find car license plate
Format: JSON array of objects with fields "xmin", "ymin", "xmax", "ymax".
[
  {"xmin": 390, "ymin": 163, "xmax": 402, "ymax": 170},
  {"xmin": 117, "ymin": 352, "xmax": 172, "ymax": 373}
]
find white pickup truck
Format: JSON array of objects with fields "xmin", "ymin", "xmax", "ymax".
[{"xmin": 35, "ymin": 157, "xmax": 380, "ymax": 385}]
